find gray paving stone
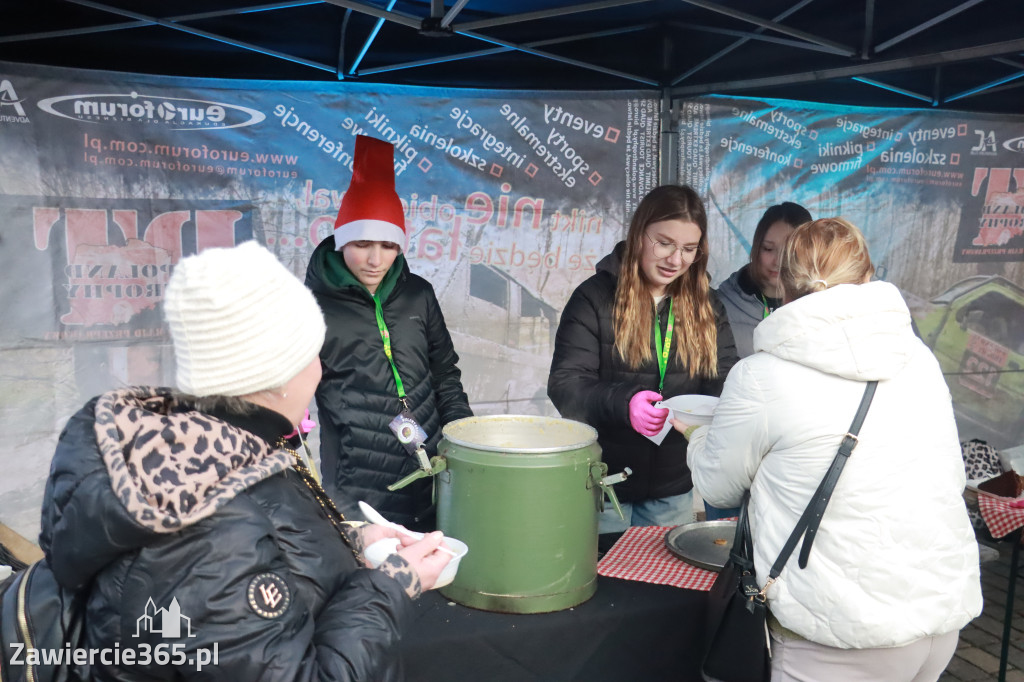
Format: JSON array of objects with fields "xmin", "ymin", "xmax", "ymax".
[{"xmin": 945, "ymin": 539, "xmax": 1023, "ymax": 681}]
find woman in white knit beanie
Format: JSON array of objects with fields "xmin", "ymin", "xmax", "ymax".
[{"xmin": 38, "ymin": 240, "xmax": 451, "ymax": 681}]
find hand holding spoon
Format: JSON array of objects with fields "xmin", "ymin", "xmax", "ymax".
[{"xmin": 358, "ymin": 501, "xmax": 457, "ymax": 556}]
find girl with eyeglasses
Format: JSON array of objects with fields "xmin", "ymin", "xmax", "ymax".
[{"xmin": 547, "ymin": 185, "xmax": 738, "ymax": 532}]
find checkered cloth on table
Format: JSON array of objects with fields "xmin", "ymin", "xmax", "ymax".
[
  {"xmin": 597, "ymin": 525, "xmax": 719, "ymax": 591},
  {"xmin": 978, "ymin": 490, "xmax": 1024, "ymax": 539}
]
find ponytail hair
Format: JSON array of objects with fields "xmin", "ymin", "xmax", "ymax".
[{"xmin": 780, "ymin": 217, "xmax": 874, "ymax": 303}]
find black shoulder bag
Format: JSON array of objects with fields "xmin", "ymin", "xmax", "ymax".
[
  {"xmin": 701, "ymin": 380, "xmax": 877, "ymax": 682},
  {"xmin": 0, "ymin": 560, "xmax": 91, "ymax": 682}
]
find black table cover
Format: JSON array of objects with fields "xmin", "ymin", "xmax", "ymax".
[{"xmin": 401, "ymin": 574, "xmax": 708, "ymax": 682}]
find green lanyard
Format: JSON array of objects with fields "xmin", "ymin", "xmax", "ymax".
[
  {"xmin": 760, "ymin": 294, "xmax": 771, "ymax": 320},
  {"xmin": 653, "ymin": 299, "xmax": 674, "ymax": 393},
  {"xmin": 372, "ymin": 294, "xmax": 408, "ymax": 408}
]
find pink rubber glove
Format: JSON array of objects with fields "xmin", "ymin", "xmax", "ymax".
[{"xmin": 628, "ymin": 390, "xmax": 669, "ymax": 436}]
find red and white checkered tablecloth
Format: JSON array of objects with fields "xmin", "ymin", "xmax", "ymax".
[
  {"xmin": 597, "ymin": 525, "xmax": 719, "ymax": 591},
  {"xmin": 978, "ymin": 490, "xmax": 1024, "ymax": 538}
]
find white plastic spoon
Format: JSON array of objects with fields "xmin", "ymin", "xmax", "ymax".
[{"xmin": 358, "ymin": 501, "xmax": 457, "ymax": 556}]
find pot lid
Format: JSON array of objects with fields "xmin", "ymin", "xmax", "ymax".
[{"xmin": 442, "ymin": 415, "xmax": 597, "ymax": 453}]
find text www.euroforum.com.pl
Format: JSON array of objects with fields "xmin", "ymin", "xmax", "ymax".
[{"xmin": 81, "ymin": 133, "xmax": 300, "ymax": 178}]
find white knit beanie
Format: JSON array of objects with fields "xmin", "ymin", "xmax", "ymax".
[{"xmin": 163, "ymin": 241, "xmax": 326, "ymax": 397}]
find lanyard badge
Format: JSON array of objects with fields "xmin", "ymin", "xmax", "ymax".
[
  {"xmin": 389, "ymin": 410, "xmax": 428, "ymax": 452},
  {"xmin": 388, "ymin": 410, "xmax": 430, "ymax": 472},
  {"xmin": 374, "ymin": 294, "xmax": 431, "ymax": 470}
]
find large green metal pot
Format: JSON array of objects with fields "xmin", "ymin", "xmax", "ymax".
[{"xmin": 432, "ymin": 415, "xmax": 614, "ymax": 614}]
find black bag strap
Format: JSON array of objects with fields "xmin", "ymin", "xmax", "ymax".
[
  {"xmin": 728, "ymin": 491, "xmax": 755, "ymax": 570},
  {"xmin": 767, "ymin": 381, "xmax": 877, "ymax": 582},
  {"xmin": 727, "ymin": 492, "xmax": 768, "ymax": 605}
]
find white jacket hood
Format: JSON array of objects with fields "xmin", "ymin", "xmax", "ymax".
[{"xmin": 753, "ymin": 281, "xmax": 915, "ymax": 381}]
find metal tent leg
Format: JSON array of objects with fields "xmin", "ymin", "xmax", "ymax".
[{"xmin": 1000, "ymin": 529, "xmax": 1023, "ymax": 682}]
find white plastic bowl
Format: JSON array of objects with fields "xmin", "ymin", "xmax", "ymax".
[
  {"xmin": 364, "ymin": 536, "xmax": 469, "ymax": 590},
  {"xmin": 432, "ymin": 537, "xmax": 468, "ymax": 588},
  {"xmin": 364, "ymin": 537, "xmax": 401, "ymax": 567},
  {"xmin": 656, "ymin": 394, "xmax": 719, "ymax": 426}
]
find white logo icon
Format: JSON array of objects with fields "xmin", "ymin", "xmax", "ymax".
[
  {"xmin": 971, "ymin": 130, "xmax": 997, "ymax": 154},
  {"xmin": 36, "ymin": 91, "xmax": 265, "ymax": 130},
  {"xmin": 247, "ymin": 572, "xmax": 291, "ymax": 618},
  {"xmin": 0, "ymin": 80, "xmax": 27, "ymax": 117},
  {"xmin": 259, "ymin": 582, "xmax": 284, "ymax": 609},
  {"xmin": 1003, "ymin": 135, "xmax": 1024, "ymax": 153},
  {"xmin": 133, "ymin": 597, "xmax": 197, "ymax": 638}
]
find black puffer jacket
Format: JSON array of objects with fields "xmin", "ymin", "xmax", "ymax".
[
  {"xmin": 547, "ymin": 243, "xmax": 738, "ymax": 503},
  {"xmin": 306, "ymin": 238, "xmax": 473, "ymax": 531},
  {"xmin": 41, "ymin": 387, "xmax": 412, "ymax": 682}
]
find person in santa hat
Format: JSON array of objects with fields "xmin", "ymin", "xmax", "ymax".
[{"xmin": 306, "ymin": 135, "xmax": 473, "ymax": 532}]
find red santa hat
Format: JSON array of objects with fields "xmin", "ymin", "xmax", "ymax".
[{"xmin": 333, "ymin": 135, "xmax": 406, "ymax": 250}]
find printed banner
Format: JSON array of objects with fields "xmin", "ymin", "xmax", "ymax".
[
  {"xmin": 4, "ymin": 61, "xmax": 1024, "ymax": 540},
  {"xmin": 0, "ymin": 61, "xmax": 659, "ymax": 536},
  {"xmin": 679, "ymin": 94, "xmax": 1024, "ymax": 455}
]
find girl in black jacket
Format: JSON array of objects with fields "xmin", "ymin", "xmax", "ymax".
[
  {"xmin": 305, "ymin": 136, "xmax": 472, "ymax": 532},
  {"xmin": 547, "ymin": 185, "xmax": 737, "ymax": 532}
]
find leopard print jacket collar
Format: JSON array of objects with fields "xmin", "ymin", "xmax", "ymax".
[{"xmin": 94, "ymin": 387, "xmax": 292, "ymax": 533}]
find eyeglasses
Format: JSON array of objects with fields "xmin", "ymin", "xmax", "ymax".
[{"xmin": 645, "ymin": 233, "xmax": 701, "ymax": 259}]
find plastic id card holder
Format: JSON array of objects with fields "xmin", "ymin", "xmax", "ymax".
[{"xmin": 388, "ymin": 410, "xmax": 428, "ymax": 455}]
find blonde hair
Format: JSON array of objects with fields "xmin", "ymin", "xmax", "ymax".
[
  {"xmin": 173, "ymin": 391, "xmax": 260, "ymax": 415},
  {"xmin": 613, "ymin": 185, "xmax": 719, "ymax": 378},
  {"xmin": 780, "ymin": 217, "xmax": 875, "ymax": 302}
]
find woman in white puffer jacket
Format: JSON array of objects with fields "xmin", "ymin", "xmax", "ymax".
[{"xmin": 678, "ymin": 218, "xmax": 982, "ymax": 682}]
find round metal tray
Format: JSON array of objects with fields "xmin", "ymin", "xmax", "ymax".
[{"xmin": 664, "ymin": 520, "xmax": 736, "ymax": 572}]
